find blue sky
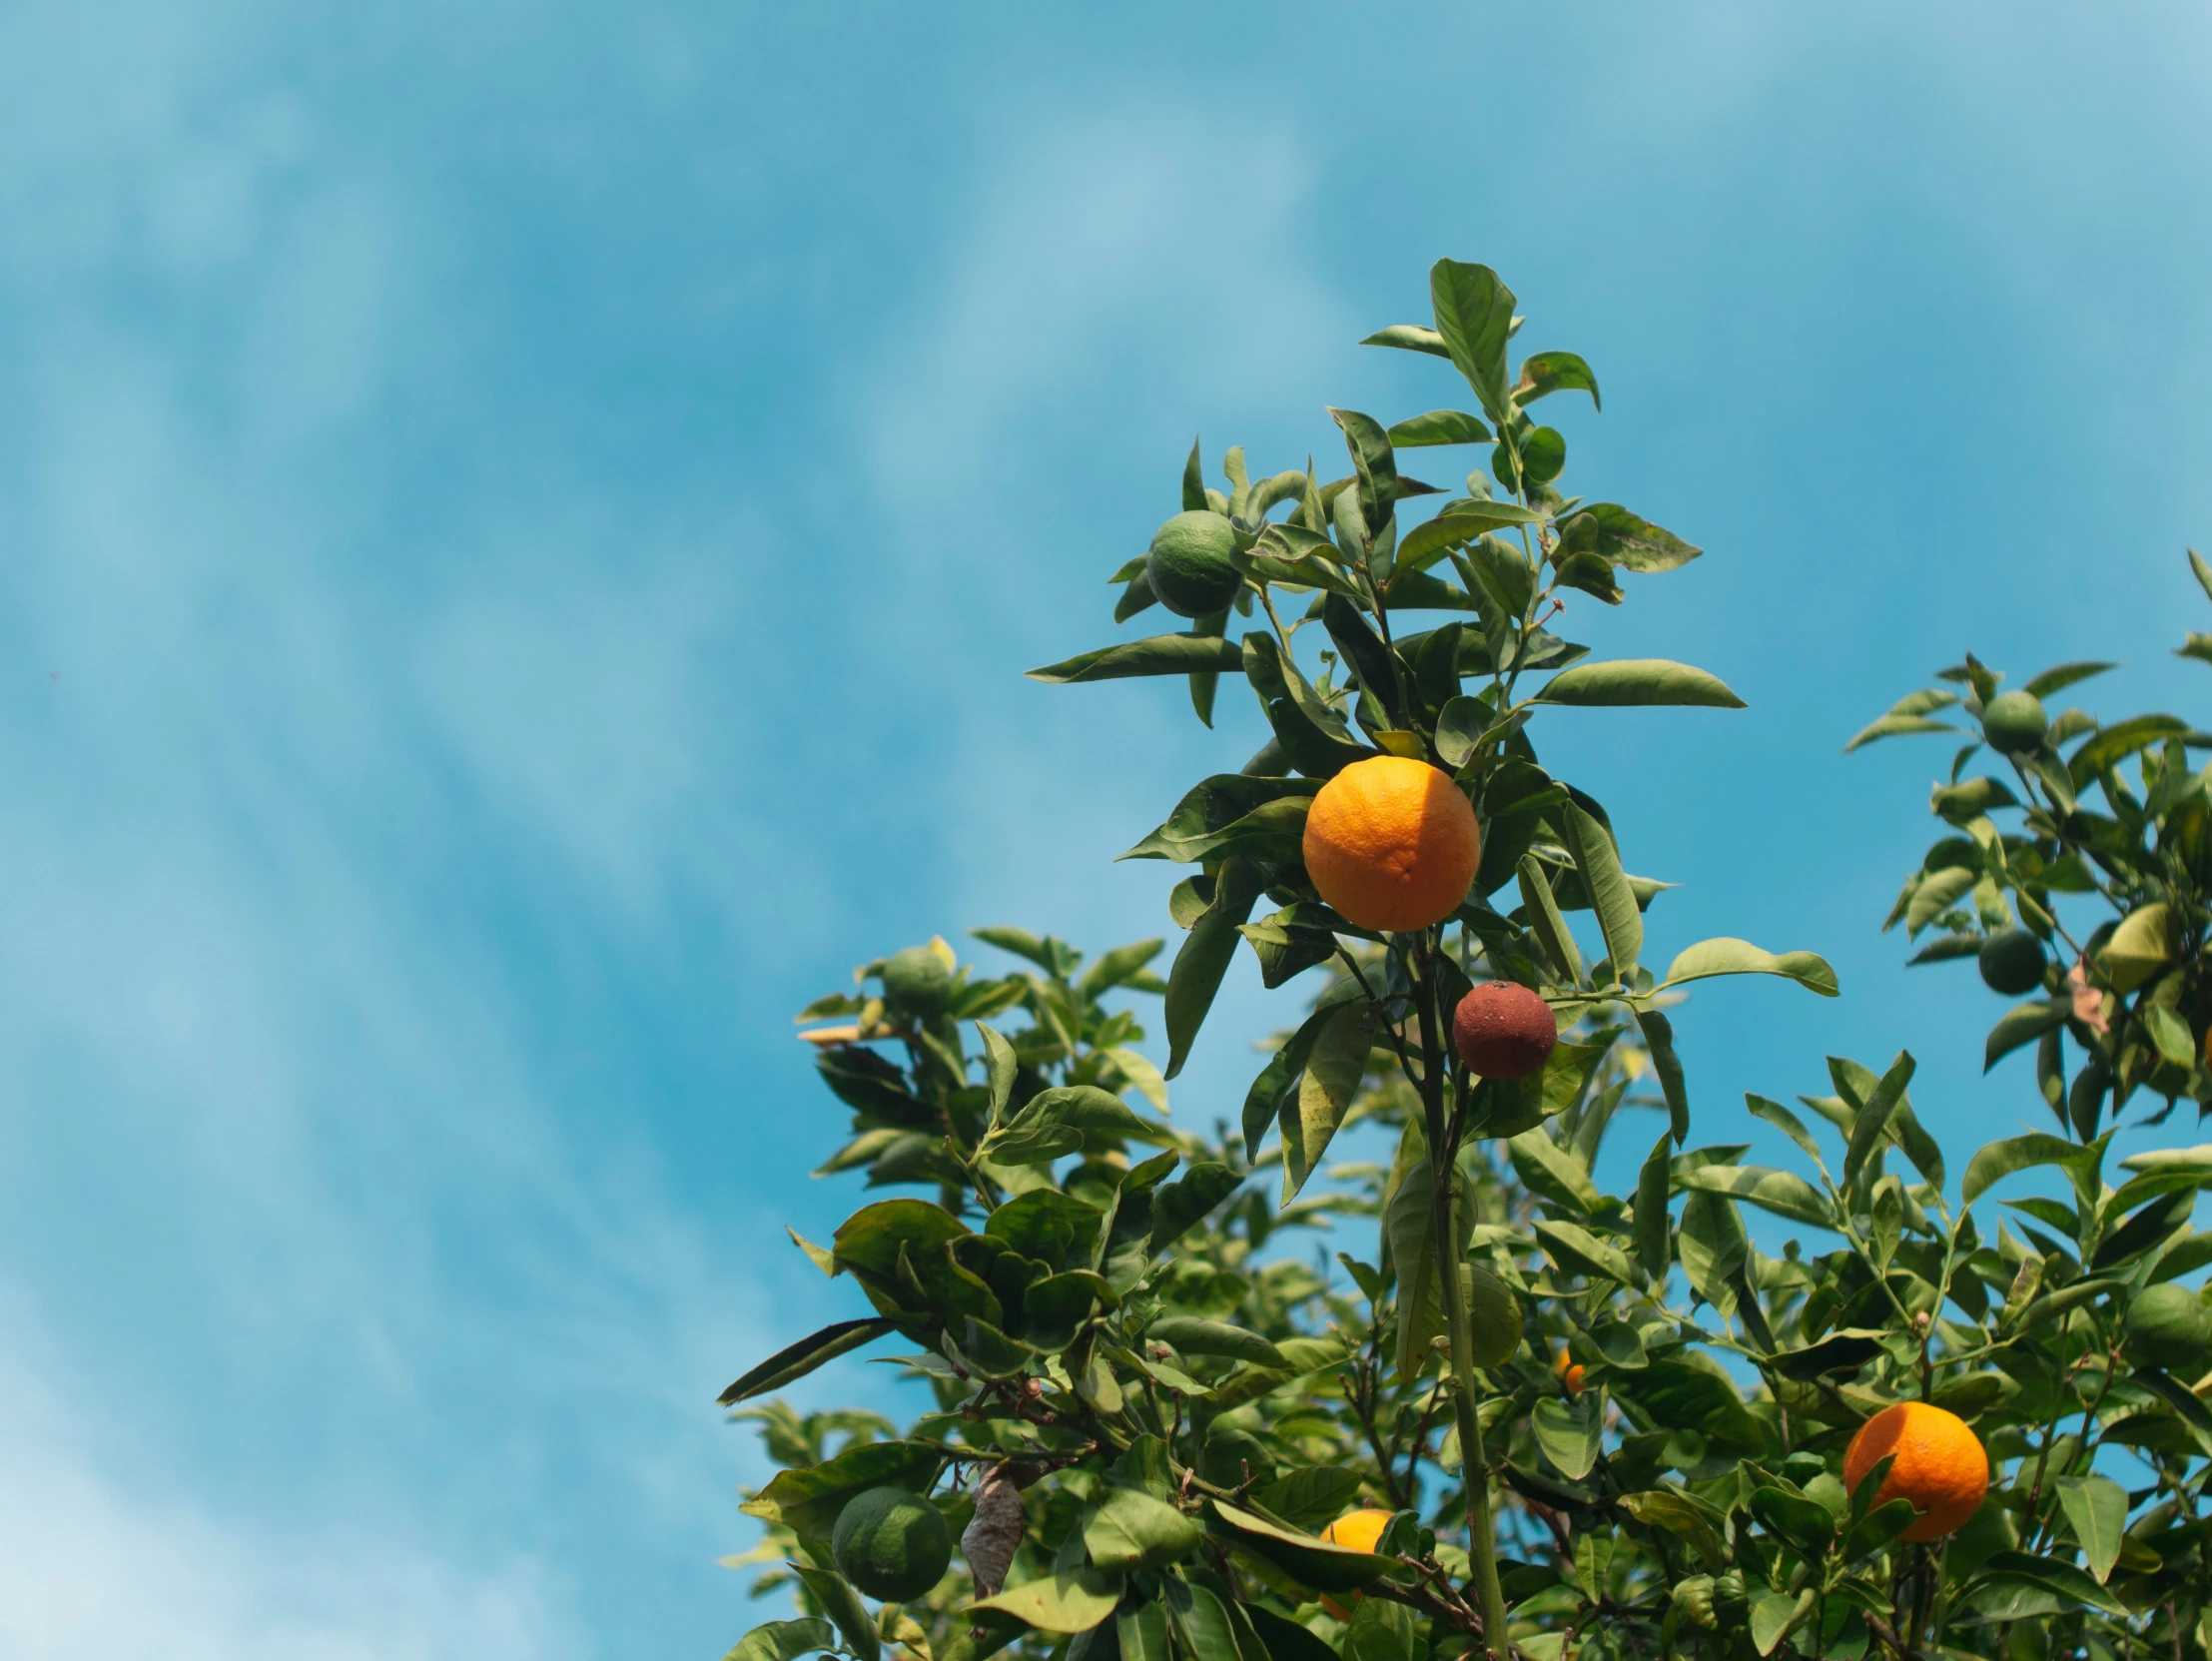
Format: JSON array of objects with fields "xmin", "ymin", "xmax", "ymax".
[{"xmin": 1, "ymin": 1, "xmax": 2210, "ymax": 1655}]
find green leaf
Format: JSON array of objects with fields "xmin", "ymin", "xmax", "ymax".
[
  {"xmin": 1279, "ymin": 999, "xmax": 1376, "ymax": 1202},
  {"xmin": 1342, "ymin": 1597, "xmax": 1415, "ymax": 1661},
  {"xmin": 2023, "ymin": 661, "xmax": 2117, "ymax": 699},
  {"xmin": 1556, "ymin": 503, "xmax": 1698, "ymax": 572},
  {"xmin": 1842, "ymin": 1052, "xmax": 1914, "ymax": 1191},
  {"xmin": 1509, "ymin": 1128, "xmax": 1602, "ymax": 1213},
  {"xmin": 979, "ymin": 1023, "xmax": 1019, "ymax": 1120},
  {"xmin": 1561, "ymin": 802, "xmax": 1641, "ymax": 982},
  {"xmin": 2053, "ymin": 1473, "xmax": 2127, "ymax": 1583},
  {"xmin": 1328, "ymin": 409, "xmax": 1399, "ymax": 539},
  {"xmin": 1147, "ymin": 1162, "xmax": 1242, "ymax": 1253},
  {"xmin": 1084, "ymin": 1488, "xmax": 1201, "ymax": 1571},
  {"xmin": 1387, "ymin": 1155, "xmax": 1471, "ymax": 1379},
  {"xmin": 1462, "ymin": 535, "xmax": 1536, "ymax": 616},
  {"xmin": 1745, "ymin": 1095, "xmax": 1828, "ymax": 1169},
  {"xmin": 1114, "ymin": 568, "xmax": 1158, "ymax": 625},
  {"xmin": 969, "ymin": 1570, "xmax": 1124, "ymax": 1635},
  {"xmin": 740, "ymin": 1441, "xmax": 942, "ymax": 1540},
  {"xmin": 986, "ymin": 1189, "xmax": 1105, "ymax": 1270},
  {"xmin": 1843, "ymin": 713, "xmax": 1961, "ymax": 752},
  {"xmin": 1532, "ymin": 1395, "xmax": 1601, "ymax": 1480},
  {"xmin": 1765, "ymin": 1329, "xmax": 1886, "ymax": 1382},
  {"xmin": 1028, "ymin": 633, "xmax": 1248, "ymax": 685},
  {"xmin": 2147, "ymin": 1002, "xmax": 2198, "ymax": 1068},
  {"xmin": 1750, "ymin": 1591, "xmax": 1810, "ymax": 1656},
  {"xmin": 1618, "ymin": 1489, "xmax": 1728, "ymax": 1570},
  {"xmin": 1515, "ymin": 351, "xmax": 1601, "ymax": 411},
  {"xmin": 1244, "ymin": 1608, "xmax": 1336, "ymax": 1661},
  {"xmin": 1433, "ymin": 695, "xmax": 1489, "ymax": 771},
  {"xmin": 1983, "ymin": 999, "xmax": 2068, "ymax": 1072},
  {"xmin": 1182, "ymin": 436, "xmax": 1208, "ymax": 512},
  {"xmin": 1659, "ymin": 937, "xmax": 1839, "ymax": 997},
  {"xmin": 1634, "ymin": 1132, "xmax": 1672, "ymax": 1277},
  {"xmin": 1395, "ymin": 503, "xmax": 1541, "ymax": 570},
  {"xmin": 789, "ymin": 1565, "xmax": 882, "ymax": 1661},
  {"xmin": 1121, "ymin": 775, "xmax": 1318, "ymax": 864},
  {"xmin": 1358, "ymin": 324, "xmax": 1450, "ymax": 358},
  {"xmin": 832, "ymin": 1200, "xmax": 972, "ymax": 1286},
  {"xmin": 1903, "ymin": 868, "xmax": 1976, "ymax": 937},
  {"xmin": 1475, "ymin": 1037, "xmax": 1607, "ymax": 1140},
  {"xmin": 1241, "ymin": 633, "xmax": 1372, "ymax": 778},
  {"xmin": 1968, "ymin": 1552, "xmax": 2127, "ymax": 1619},
  {"xmin": 1082, "ymin": 939, "xmax": 1167, "ymax": 999},
  {"xmin": 1517, "ymin": 853, "xmax": 1583, "ymax": 985},
  {"xmin": 1427, "ymin": 259, "xmax": 1517, "ymax": 423},
  {"xmin": 1167, "ymin": 1576, "xmax": 1250, "ymax": 1661},
  {"xmin": 1537, "ymin": 659, "xmax": 1745, "ymax": 708},
  {"xmin": 1377, "ymin": 568, "xmax": 1477, "ymax": 614},
  {"xmin": 1118, "ymin": 1600, "xmax": 1169, "ymax": 1661},
  {"xmin": 1675, "ymin": 1166, "xmax": 1835, "ymax": 1230},
  {"xmin": 1252, "ymin": 1467, "xmax": 1366, "ymax": 1533},
  {"xmin": 1749, "ymin": 1486, "xmax": 1835, "ymax": 1556},
  {"xmin": 1103, "ymin": 1045, "xmax": 1169, "ymax": 1114},
  {"xmin": 1319, "ymin": 595, "xmax": 1403, "ymax": 725},
  {"xmin": 1532, "ymin": 1218, "xmax": 1634, "ymax": 1285},
  {"xmin": 1207, "ymin": 1501, "xmax": 1394, "ymax": 1593},
  {"xmin": 1961, "ymin": 1133, "xmax": 2095, "ymax": 1207},
  {"xmin": 1164, "ymin": 858, "xmax": 1266, "ymax": 1079},
  {"xmin": 1636, "ymin": 1009, "xmax": 1689, "ymax": 1145},
  {"xmin": 724, "ymin": 1618, "xmax": 839, "ymax": 1661},
  {"xmin": 718, "ymin": 1317, "xmax": 902, "ymax": 1406},
  {"xmin": 1206, "ymin": 1335, "xmax": 1351, "ymax": 1411},
  {"xmin": 2132, "ymin": 1369, "xmax": 2212, "ymax": 1455},
  {"xmin": 1386, "ymin": 409, "xmax": 1492, "ymax": 447},
  {"xmin": 982, "ymin": 1086, "xmax": 1175, "ymax": 1165},
  {"xmin": 2069, "ymin": 713, "xmax": 2193, "ymax": 784},
  {"xmin": 1520, "ymin": 424, "xmax": 1567, "ymax": 486},
  {"xmin": 1149, "ymin": 1317, "xmax": 1285, "ymax": 1368},
  {"xmin": 788, "ymin": 1226, "xmax": 839, "ymax": 1276}
]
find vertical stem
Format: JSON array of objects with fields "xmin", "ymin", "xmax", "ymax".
[{"xmin": 1415, "ymin": 937, "xmax": 1513, "ymax": 1661}]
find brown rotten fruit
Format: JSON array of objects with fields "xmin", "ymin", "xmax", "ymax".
[{"xmin": 1452, "ymin": 981, "xmax": 1558, "ymax": 1079}]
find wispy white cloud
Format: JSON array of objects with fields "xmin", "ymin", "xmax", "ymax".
[
  {"xmin": 0, "ymin": 1290, "xmax": 572, "ymax": 1661},
  {"xmin": 865, "ymin": 94, "xmax": 1349, "ymax": 517}
]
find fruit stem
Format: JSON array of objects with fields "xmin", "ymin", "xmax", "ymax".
[{"xmin": 1414, "ymin": 938, "xmax": 1513, "ymax": 1661}]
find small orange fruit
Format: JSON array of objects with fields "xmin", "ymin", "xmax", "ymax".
[
  {"xmin": 1318, "ymin": 1509, "xmax": 1391, "ymax": 1618},
  {"xmin": 1301, "ymin": 757, "xmax": 1480, "ymax": 933},
  {"xmin": 1842, "ymin": 1402, "xmax": 1988, "ymax": 1542},
  {"xmin": 1553, "ymin": 1346, "xmax": 1585, "ymax": 1396}
]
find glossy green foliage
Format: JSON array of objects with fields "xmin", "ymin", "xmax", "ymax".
[{"xmin": 715, "ymin": 264, "xmax": 2212, "ymax": 1661}]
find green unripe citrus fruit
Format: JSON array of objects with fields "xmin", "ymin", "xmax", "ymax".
[
  {"xmin": 882, "ymin": 944, "xmax": 953, "ymax": 1017},
  {"xmin": 832, "ymin": 1486, "xmax": 952, "ymax": 1603},
  {"xmin": 1712, "ymin": 1570, "xmax": 1749, "ymax": 1629},
  {"xmin": 1980, "ymin": 690, "xmax": 2048, "ymax": 755},
  {"xmin": 1672, "ymin": 1576, "xmax": 1718, "ymax": 1632},
  {"xmin": 1464, "ymin": 1262, "xmax": 1521, "ymax": 1368},
  {"xmin": 1977, "ymin": 929, "xmax": 2047, "ymax": 997},
  {"xmin": 2126, "ymin": 1283, "xmax": 2212, "ymax": 1372},
  {"xmin": 1144, "ymin": 510, "xmax": 1242, "ymax": 618}
]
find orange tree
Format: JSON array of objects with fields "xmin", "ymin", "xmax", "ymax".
[{"xmin": 716, "ymin": 260, "xmax": 2212, "ymax": 1661}]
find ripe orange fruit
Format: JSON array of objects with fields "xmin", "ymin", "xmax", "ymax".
[
  {"xmin": 1553, "ymin": 1346, "xmax": 1585, "ymax": 1396},
  {"xmin": 1301, "ymin": 757, "xmax": 1480, "ymax": 933},
  {"xmin": 1843, "ymin": 1402, "xmax": 1988, "ymax": 1542},
  {"xmin": 1318, "ymin": 1509, "xmax": 1392, "ymax": 1618}
]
